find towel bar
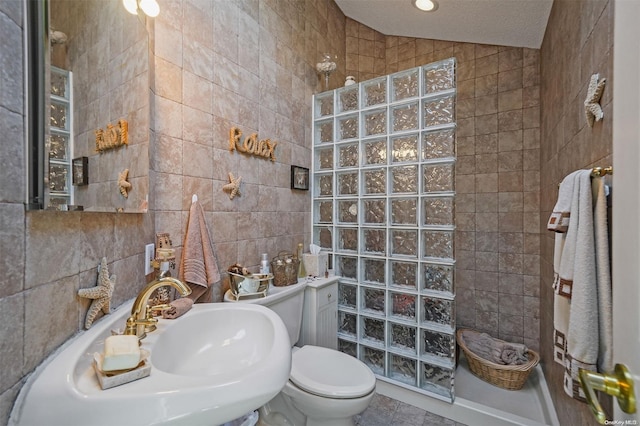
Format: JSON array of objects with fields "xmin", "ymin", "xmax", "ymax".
[{"xmin": 557, "ymin": 166, "xmax": 613, "ymax": 187}]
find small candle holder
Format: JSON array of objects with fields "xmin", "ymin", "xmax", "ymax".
[{"xmin": 316, "ymin": 53, "xmax": 337, "ymax": 90}]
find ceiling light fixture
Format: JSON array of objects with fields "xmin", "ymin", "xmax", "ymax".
[
  {"xmin": 123, "ymin": 0, "xmax": 160, "ymax": 17},
  {"xmin": 414, "ymin": 0, "xmax": 438, "ymax": 12}
]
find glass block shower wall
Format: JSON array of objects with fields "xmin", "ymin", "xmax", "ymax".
[{"xmin": 311, "ymin": 58, "xmax": 457, "ymax": 401}]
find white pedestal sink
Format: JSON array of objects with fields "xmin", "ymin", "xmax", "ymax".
[{"xmin": 9, "ymin": 300, "xmax": 292, "ymax": 426}]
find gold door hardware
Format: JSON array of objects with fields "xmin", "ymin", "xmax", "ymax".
[{"xmin": 579, "ymin": 363, "xmax": 636, "ymax": 424}]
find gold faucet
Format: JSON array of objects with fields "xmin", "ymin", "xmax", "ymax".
[{"xmin": 124, "ymin": 276, "xmax": 191, "ymax": 339}]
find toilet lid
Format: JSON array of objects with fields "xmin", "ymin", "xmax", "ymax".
[{"xmin": 290, "ymin": 345, "xmax": 376, "ymax": 399}]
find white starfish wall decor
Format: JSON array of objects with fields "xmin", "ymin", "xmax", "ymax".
[
  {"xmin": 584, "ymin": 73, "xmax": 606, "ymax": 127},
  {"xmin": 78, "ymin": 257, "xmax": 116, "ymax": 329}
]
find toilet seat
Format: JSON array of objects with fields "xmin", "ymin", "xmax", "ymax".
[{"xmin": 289, "ymin": 346, "xmax": 375, "ymax": 399}]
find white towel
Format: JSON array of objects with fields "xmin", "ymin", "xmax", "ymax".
[
  {"xmin": 548, "ymin": 171, "xmax": 579, "ymax": 232},
  {"xmin": 550, "ymin": 170, "xmax": 612, "ymax": 401}
]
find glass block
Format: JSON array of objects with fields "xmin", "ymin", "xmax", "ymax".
[
  {"xmin": 420, "ymin": 361, "xmax": 454, "ymax": 399},
  {"xmin": 362, "ymin": 288, "xmax": 385, "ymax": 316},
  {"xmin": 338, "ymin": 227, "xmax": 358, "ymax": 252},
  {"xmin": 315, "ymin": 119, "xmax": 333, "ymax": 143},
  {"xmin": 339, "ymin": 283, "xmax": 357, "ymax": 309},
  {"xmin": 338, "ymin": 200, "xmax": 358, "ymax": 223},
  {"xmin": 49, "ymin": 163, "xmax": 69, "ymax": 192},
  {"xmin": 391, "ymin": 198, "xmax": 417, "ymax": 225},
  {"xmin": 48, "ymin": 134, "xmax": 69, "ymax": 160},
  {"xmin": 315, "ymin": 174, "xmax": 333, "ymax": 197},
  {"xmin": 363, "ymin": 258, "xmax": 386, "ymax": 285},
  {"xmin": 337, "ymin": 172, "xmax": 358, "ymax": 196},
  {"xmin": 363, "ymin": 228, "xmax": 386, "ymax": 255},
  {"xmin": 337, "ymin": 256, "xmax": 358, "ymax": 280},
  {"xmin": 338, "ymin": 311, "xmax": 357, "ymax": 337},
  {"xmin": 363, "ymin": 199, "xmax": 386, "ymax": 224},
  {"xmin": 423, "ymin": 58, "xmax": 455, "ymax": 94},
  {"xmin": 391, "ymin": 292, "xmax": 416, "ymax": 322},
  {"xmin": 50, "ymin": 102, "xmax": 68, "ymax": 130},
  {"xmin": 338, "ymin": 143, "xmax": 359, "ymax": 168},
  {"xmin": 48, "ymin": 196, "xmax": 70, "ymax": 209},
  {"xmin": 423, "ymin": 129, "xmax": 455, "ymax": 160},
  {"xmin": 316, "ymin": 147, "xmax": 334, "ymax": 170},
  {"xmin": 364, "ymin": 108, "xmax": 387, "ymax": 136},
  {"xmin": 423, "ymin": 230, "xmax": 454, "ymax": 261},
  {"xmin": 315, "ymin": 92, "xmax": 334, "ymax": 117},
  {"xmin": 421, "ymin": 296, "xmax": 454, "ymax": 329},
  {"xmin": 391, "ymin": 102, "xmax": 419, "ymax": 133},
  {"xmin": 50, "ymin": 70, "xmax": 68, "ymax": 98},
  {"xmin": 362, "ymin": 316, "xmax": 386, "ymax": 344},
  {"xmin": 363, "ymin": 138, "xmax": 387, "ymax": 165},
  {"xmin": 363, "ymin": 77, "xmax": 387, "ymax": 107},
  {"xmin": 389, "ymin": 323, "xmax": 417, "ymax": 354},
  {"xmin": 423, "ymin": 95, "xmax": 455, "ymax": 128},
  {"xmin": 391, "ymin": 134, "xmax": 419, "ymax": 163},
  {"xmin": 390, "ymin": 354, "xmax": 417, "ymax": 386},
  {"xmin": 423, "ymin": 196, "xmax": 454, "ymax": 226},
  {"xmin": 422, "ymin": 263, "xmax": 454, "ymax": 294},
  {"xmin": 315, "ymin": 200, "xmax": 333, "ymax": 223},
  {"xmin": 391, "ymin": 69, "xmax": 419, "ymax": 101},
  {"xmin": 338, "ymin": 114, "xmax": 359, "ymax": 140},
  {"xmin": 391, "ymin": 230, "xmax": 418, "ymax": 258},
  {"xmin": 421, "ymin": 329, "xmax": 455, "ymax": 362},
  {"xmin": 423, "ymin": 163, "xmax": 454, "ymax": 193},
  {"xmin": 337, "ymin": 85, "xmax": 359, "ymax": 113},
  {"xmin": 391, "ymin": 261, "xmax": 417, "ymax": 289},
  {"xmin": 391, "ymin": 165, "xmax": 418, "ymax": 193},
  {"xmin": 338, "ymin": 339, "xmax": 357, "ymax": 358},
  {"xmin": 363, "ymin": 168, "xmax": 386, "ymax": 195},
  {"xmin": 360, "ymin": 346, "xmax": 385, "ymax": 375},
  {"xmin": 313, "ymin": 226, "xmax": 333, "ymax": 249}
]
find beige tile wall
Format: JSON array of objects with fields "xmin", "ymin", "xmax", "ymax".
[
  {"xmin": 539, "ymin": 0, "xmax": 614, "ymax": 424},
  {"xmin": 346, "ymin": 18, "xmax": 542, "ymax": 349}
]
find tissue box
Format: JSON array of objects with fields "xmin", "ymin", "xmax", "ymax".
[{"xmin": 303, "ymin": 252, "xmax": 328, "ymax": 277}]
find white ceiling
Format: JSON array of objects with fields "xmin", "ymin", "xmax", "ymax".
[{"xmin": 335, "ymin": 0, "xmax": 554, "ymax": 49}]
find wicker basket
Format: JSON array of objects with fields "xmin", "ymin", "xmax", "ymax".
[
  {"xmin": 270, "ymin": 251, "xmax": 299, "ymax": 287},
  {"xmin": 456, "ymin": 328, "xmax": 540, "ymax": 390}
]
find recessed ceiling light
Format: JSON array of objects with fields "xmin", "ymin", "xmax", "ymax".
[{"xmin": 414, "ymin": 0, "xmax": 438, "ymax": 12}]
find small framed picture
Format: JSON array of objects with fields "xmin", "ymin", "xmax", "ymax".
[
  {"xmin": 72, "ymin": 157, "xmax": 88, "ymax": 186},
  {"xmin": 291, "ymin": 165, "xmax": 309, "ymax": 190}
]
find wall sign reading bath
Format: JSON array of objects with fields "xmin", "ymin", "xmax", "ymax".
[{"xmin": 229, "ymin": 127, "xmax": 277, "ymax": 161}]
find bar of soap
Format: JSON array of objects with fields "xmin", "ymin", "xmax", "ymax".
[{"xmin": 101, "ymin": 335, "xmax": 141, "ymax": 372}]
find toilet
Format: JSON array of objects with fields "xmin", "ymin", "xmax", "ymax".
[{"xmin": 224, "ymin": 281, "xmax": 376, "ymax": 426}]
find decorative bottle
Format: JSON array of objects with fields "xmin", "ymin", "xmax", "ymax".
[{"xmin": 297, "ymin": 243, "xmax": 306, "ymax": 278}]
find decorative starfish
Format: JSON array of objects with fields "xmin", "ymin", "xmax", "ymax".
[
  {"xmin": 223, "ymin": 172, "xmax": 242, "ymax": 200},
  {"xmin": 584, "ymin": 73, "xmax": 606, "ymax": 127},
  {"xmin": 78, "ymin": 257, "xmax": 116, "ymax": 329},
  {"xmin": 118, "ymin": 168, "xmax": 132, "ymax": 198}
]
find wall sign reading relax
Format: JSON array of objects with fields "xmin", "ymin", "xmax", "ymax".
[{"xmin": 228, "ymin": 127, "xmax": 277, "ymax": 161}]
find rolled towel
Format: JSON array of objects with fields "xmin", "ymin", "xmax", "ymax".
[
  {"xmin": 500, "ymin": 344, "xmax": 529, "ymax": 365},
  {"xmin": 162, "ymin": 298, "xmax": 194, "ymax": 319}
]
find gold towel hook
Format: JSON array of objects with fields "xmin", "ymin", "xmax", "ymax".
[{"xmin": 591, "ymin": 166, "xmax": 613, "ymax": 177}]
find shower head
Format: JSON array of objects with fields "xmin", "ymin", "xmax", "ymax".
[{"xmin": 50, "ymin": 29, "xmax": 68, "ymax": 45}]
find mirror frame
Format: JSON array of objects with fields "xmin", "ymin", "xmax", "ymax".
[{"xmin": 25, "ymin": 0, "xmax": 48, "ymax": 210}]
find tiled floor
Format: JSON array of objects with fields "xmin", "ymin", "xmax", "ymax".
[{"xmin": 354, "ymin": 393, "xmax": 467, "ymax": 426}]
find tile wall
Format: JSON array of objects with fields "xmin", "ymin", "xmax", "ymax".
[
  {"xmin": 345, "ymin": 18, "xmax": 542, "ymax": 350},
  {"xmin": 539, "ymin": 0, "xmax": 614, "ymax": 424}
]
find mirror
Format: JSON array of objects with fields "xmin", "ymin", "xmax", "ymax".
[{"xmin": 27, "ymin": 0, "xmax": 150, "ymax": 212}]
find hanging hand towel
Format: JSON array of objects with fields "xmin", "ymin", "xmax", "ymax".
[{"xmin": 179, "ymin": 200, "xmax": 221, "ymax": 303}]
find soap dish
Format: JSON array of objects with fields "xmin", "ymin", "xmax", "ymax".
[{"xmin": 93, "ymin": 349, "xmax": 151, "ymax": 390}]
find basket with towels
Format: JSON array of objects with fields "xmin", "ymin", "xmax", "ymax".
[{"xmin": 456, "ymin": 328, "xmax": 539, "ymax": 390}]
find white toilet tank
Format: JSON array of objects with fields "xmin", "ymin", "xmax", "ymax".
[{"xmin": 224, "ymin": 281, "xmax": 308, "ymax": 346}]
